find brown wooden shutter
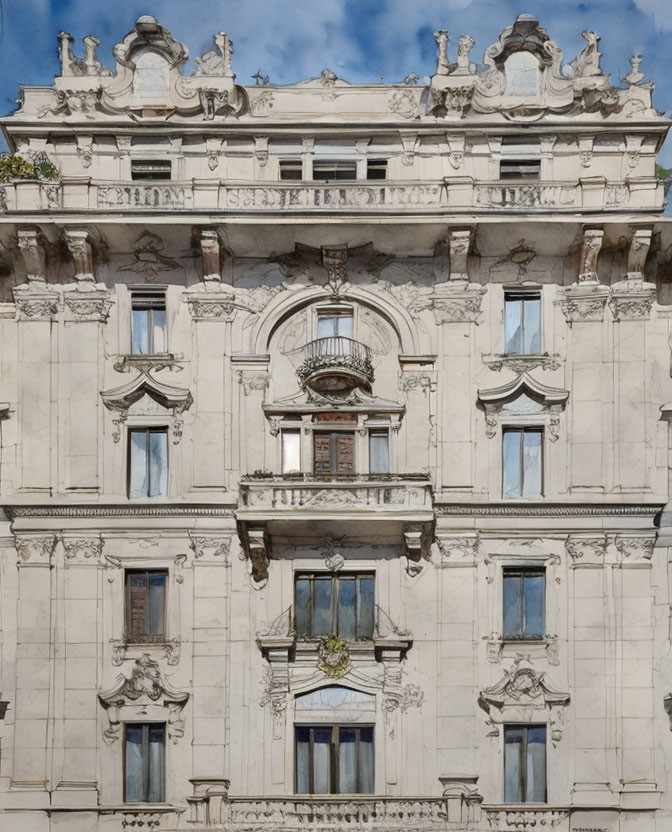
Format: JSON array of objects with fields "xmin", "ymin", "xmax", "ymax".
[
  {"xmin": 335, "ymin": 433, "xmax": 355, "ymax": 476},
  {"xmin": 127, "ymin": 572, "xmax": 148, "ymax": 641},
  {"xmin": 313, "ymin": 433, "xmax": 332, "ymax": 476}
]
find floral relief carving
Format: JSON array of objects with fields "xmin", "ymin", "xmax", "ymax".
[
  {"xmin": 437, "ymin": 535, "xmax": 480, "ymax": 561},
  {"xmin": 15, "ymin": 534, "xmax": 57, "ymax": 565},
  {"xmin": 188, "ymin": 534, "xmax": 231, "ymax": 560},
  {"xmin": 482, "ymin": 354, "xmax": 561, "ymax": 373},
  {"xmin": 110, "ymin": 638, "xmax": 182, "ymax": 668},
  {"xmin": 613, "ymin": 534, "xmax": 655, "ymax": 561},
  {"xmin": 62, "ymin": 535, "xmax": 104, "ymax": 564},
  {"xmin": 564, "ymin": 535, "xmax": 607, "ymax": 563},
  {"xmin": 317, "ymin": 634, "xmax": 352, "ymax": 678},
  {"xmin": 399, "ymin": 373, "xmax": 436, "ymax": 394},
  {"xmin": 560, "ymin": 288, "xmax": 609, "ymax": 324},
  {"xmin": 238, "ymin": 371, "xmax": 270, "ymax": 397}
]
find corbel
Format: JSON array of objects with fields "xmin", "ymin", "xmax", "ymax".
[
  {"xmin": 446, "ymin": 134, "xmax": 465, "ymax": 170},
  {"xmin": 199, "ymin": 228, "xmax": 222, "ymax": 283},
  {"xmin": 399, "ymin": 132, "xmax": 420, "ymax": 167},
  {"xmin": 625, "ymin": 227, "xmax": 652, "ymax": 283},
  {"xmin": 448, "ymin": 228, "xmax": 473, "ymax": 281},
  {"xmin": 17, "ymin": 228, "xmax": 46, "ymax": 283},
  {"xmin": 578, "ymin": 136, "xmax": 594, "ymax": 168},
  {"xmin": 253, "ymin": 136, "xmax": 269, "ymax": 168},
  {"xmin": 578, "ymin": 227, "xmax": 603, "ymax": 283},
  {"xmin": 64, "ymin": 227, "xmax": 95, "ymax": 283}
]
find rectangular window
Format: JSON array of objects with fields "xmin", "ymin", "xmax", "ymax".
[
  {"xmin": 313, "ymin": 161, "xmax": 357, "ymax": 181},
  {"xmin": 295, "ymin": 573, "xmax": 375, "ymax": 639},
  {"xmin": 317, "ymin": 313, "xmax": 353, "ymax": 339},
  {"xmin": 131, "ymin": 292, "xmax": 167, "ymax": 355},
  {"xmin": 296, "ymin": 725, "xmax": 374, "ymax": 794},
  {"xmin": 367, "ymin": 159, "xmax": 387, "ymax": 180},
  {"xmin": 504, "ymin": 293, "xmax": 541, "ymax": 355},
  {"xmin": 504, "ymin": 725, "xmax": 546, "ymax": 803},
  {"xmin": 125, "ymin": 723, "xmax": 166, "ymax": 803},
  {"xmin": 503, "ymin": 568, "xmax": 545, "ymax": 640},
  {"xmin": 313, "ymin": 431, "xmax": 355, "ymax": 477},
  {"xmin": 279, "ymin": 160, "xmax": 303, "ymax": 180},
  {"xmin": 369, "ymin": 430, "xmax": 389, "ymax": 474},
  {"xmin": 502, "ymin": 428, "xmax": 542, "ymax": 499},
  {"xmin": 499, "ymin": 158, "xmax": 540, "ymax": 180},
  {"xmin": 125, "ymin": 570, "xmax": 168, "ymax": 643},
  {"xmin": 131, "ymin": 160, "xmax": 172, "ymax": 181},
  {"xmin": 128, "ymin": 428, "xmax": 168, "ymax": 498},
  {"xmin": 282, "ymin": 429, "xmax": 302, "ymax": 474}
]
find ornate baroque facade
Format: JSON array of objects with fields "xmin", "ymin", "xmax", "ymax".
[{"xmin": 0, "ymin": 12, "xmax": 670, "ymax": 832}]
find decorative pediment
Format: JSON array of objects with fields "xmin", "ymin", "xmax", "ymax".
[
  {"xmin": 98, "ymin": 654, "xmax": 189, "ymax": 744},
  {"xmin": 479, "ymin": 657, "xmax": 569, "ymax": 743},
  {"xmin": 478, "ymin": 373, "xmax": 569, "ymax": 409},
  {"xmin": 477, "ymin": 373, "xmax": 568, "ymax": 440},
  {"xmin": 101, "ymin": 370, "xmax": 192, "ymax": 415},
  {"xmin": 113, "ymin": 15, "xmax": 188, "ymax": 71}
]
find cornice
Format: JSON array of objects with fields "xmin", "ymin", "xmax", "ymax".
[
  {"xmin": 3, "ymin": 503, "xmax": 236, "ymax": 520},
  {"xmin": 435, "ymin": 503, "xmax": 662, "ymax": 517}
]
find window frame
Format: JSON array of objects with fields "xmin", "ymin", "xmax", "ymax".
[
  {"xmin": 294, "ymin": 571, "xmax": 375, "ymax": 640},
  {"xmin": 123, "ymin": 721, "xmax": 166, "ymax": 804},
  {"xmin": 127, "ymin": 427, "xmax": 169, "ymax": 499},
  {"xmin": 131, "ymin": 159, "xmax": 172, "ymax": 181},
  {"xmin": 503, "ymin": 291, "xmax": 542, "ymax": 356},
  {"xmin": 124, "ymin": 569, "xmax": 169, "ymax": 644},
  {"xmin": 503, "ymin": 723, "xmax": 547, "ymax": 804},
  {"xmin": 131, "ymin": 291, "xmax": 167, "ymax": 356},
  {"xmin": 502, "ymin": 566, "xmax": 545, "ymax": 641},
  {"xmin": 368, "ymin": 429, "xmax": 390, "ymax": 475},
  {"xmin": 312, "ymin": 430, "xmax": 356, "ymax": 477},
  {"xmin": 294, "ymin": 723, "xmax": 375, "ymax": 795},
  {"xmin": 502, "ymin": 426, "xmax": 544, "ymax": 499}
]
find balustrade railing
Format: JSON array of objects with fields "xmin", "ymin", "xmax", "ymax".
[
  {"xmin": 297, "ymin": 336, "xmax": 374, "ymax": 389},
  {"xmin": 97, "ymin": 184, "xmax": 194, "ymax": 209}
]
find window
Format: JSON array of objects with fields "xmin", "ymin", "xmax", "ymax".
[
  {"xmin": 131, "ymin": 292, "xmax": 167, "ymax": 355},
  {"xmin": 504, "ymin": 725, "xmax": 546, "ymax": 803},
  {"xmin": 499, "ymin": 136, "xmax": 540, "ymax": 181},
  {"xmin": 504, "ymin": 293, "xmax": 541, "ymax": 354},
  {"xmin": 128, "ymin": 428, "xmax": 168, "ymax": 498},
  {"xmin": 499, "ymin": 159, "xmax": 540, "ymax": 180},
  {"xmin": 280, "ymin": 160, "xmax": 303, "ymax": 180},
  {"xmin": 366, "ymin": 160, "xmax": 387, "ymax": 180},
  {"xmin": 131, "ymin": 160, "xmax": 172, "ymax": 181},
  {"xmin": 125, "ymin": 570, "xmax": 167, "ymax": 643},
  {"xmin": 317, "ymin": 312, "xmax": 353, "ymax": 339},
  {"xmin": 295, "ymin": 573, "xmax": 375, "ymax": 639},
  {"xmin": 282, "ymin": 429, "xmax": 302, "ymax": 474},
  {"xmin": 313, "ymin": 161, "xmax": 357, "ymax": 181},
  {"xmin": 502, "ymin": 428, "xmax": 542, "ymax": 499},
  {"xmin": 296, "ymin": 725, "xmax": 374, "ymax": 794},
  {"xmin": 125, "ymin": 723, "xmax": 165, "ymax": 803},
  {"xmin": 313, "ymin": 431, "xmax": 355, "ymax": 476},
  {"xmin": 503, "ymin": 568, "xmax": 545, "ymax": 640},
  {"xmin": 369, "ymin": 430, "xmax": 389, "ymax": 474}
]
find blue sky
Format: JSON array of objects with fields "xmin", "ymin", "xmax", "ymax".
[{"xmin": 1, "ymin": 0, "xmax": 672, "ymax": 163}]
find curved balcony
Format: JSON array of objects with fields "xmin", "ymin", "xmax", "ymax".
[{"xmin": 297, "ymin": 336, "xmax": 374, "ymax": 394}]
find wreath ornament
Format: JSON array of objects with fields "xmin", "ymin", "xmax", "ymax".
[{"xmin": 317, "ymin": 634, "xmax": 351, "ymax": 678}]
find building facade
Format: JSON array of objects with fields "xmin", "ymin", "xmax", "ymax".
[{"xmin": 0, "ymin": 12, "xmax": 670, "ymax": 832}]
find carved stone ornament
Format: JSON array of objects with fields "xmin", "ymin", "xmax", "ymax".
[
  {"xmin": 446, "ymin": 134, "xmax": 465, "ymax": 170},
  {"xmin": 62, "ymin": 535, "xmax": 104, "ymax": 564},
  {"xmin": 321, "ymin": 245, "xmax": 349, "ymax": 299},
  {"xmin": 388, "ymin": 88, "xmax": 422, "ymax": 120},
  {"xmin": 199, "ymin": 228, "xmax": 222, "ymax": 282},
  {"xmin": 431, "ymin": 281, "xmax": 485, "ymax": 324},
  {"xmin": 477, "ymin": 373, "xmax": 569, "ymax": 439},
  {"xmin": 448, "ymin": 228, "xmax": 472, "ymax": 281},
  {"xmin": 564, "ymin": 535, "xmax": 606, "ymax": 565},
  {"xmin": 608, "ymin": 286, "xmax": 655, "ymax": 322},
  {"xmin": 626, "ymin": 228, "xmax": 652, "ymax": 282},
  {"xmin": 560, "ymin": 284, "xmax": 609, "ymax": 325},
  {"xmin": 15, "ymin": 535, "xmax": 57, "ymax": 566},
  {"xmin": 63, "ymin": 227, "xmax": 95, "ymax": 282},
  {"xmin": 111, "ymin": 637, "xmax": 181, "ymax": 668},
  {"xmin": 13, "ymin": 284, "xmax": 60, "ymax": 320},
  {"xmin": 478, "ymin": 656, "xmax": 570, "ymax": 744},
  {"xmin": 188, "ymin": 534, "xmax": 231, "ymax": 560},
  {"xmin": 64, "ymin": 290, "xmax": 112, "ymax": 322},
  {"xmin": 98, "ymin": 654, "xmax": 189, "ymax": 744},
  {"xmin": 613, "ymin": 534, "xmax": 655, "ymax": 561},
  {"xmin": 482, "ymin": 353, "xmax": 561, "ymax": 373},
  {"xmin": 17, "ymin": 228, "xmax": 46, "ymax": 283},
  {"xmin": 578, "ymin": 228, "xmax": 603, "ymax": 283},
  {"xmin": 244, "ymin": 527, "xmax": 270, "ymax": 586},
  {"xmin": 437, "ymin": 535, "xmax": 480, "ymax": 562},
  {"xmin": 317, "ymin": 634, "xmax": 352, "ymax": 678}
]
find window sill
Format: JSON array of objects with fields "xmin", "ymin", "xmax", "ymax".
[
  {"xmin": 482, "ymin": 353, "xmax": 561, "ymax": 373},
  {"xmin": 111, "ymin": 637, "xmax": 181, "ymax": 667},
  {"xmin": 487, "ymin": 634, "xmax": 558, "ymax": 665},
  {"xmin": 114, "ymin": 353, "xmax": 180, "ymax": 373}
]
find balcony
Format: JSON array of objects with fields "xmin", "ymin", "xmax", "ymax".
[
  {"xmin": 236, "ymin": 474, "xmax": 434, "ymax": 583},
  {"xmin": 297, "ymin": 336, "xmax": 374, "ymax": 394}
]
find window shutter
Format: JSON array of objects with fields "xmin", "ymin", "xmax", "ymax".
[
  {"xmin": 335, "ymin": 433, "xmax": 355, "ymax": 476},
  {"xmin": 313, "ymin": 434, "xmax": 332, "ymax": 476},
  {"xmin": 127, "ymin": 573, "xmax": 148, "ymax": 640}
]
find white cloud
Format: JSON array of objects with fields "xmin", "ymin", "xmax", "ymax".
[{"xmin": 634, "ymin": 0, "xmax": 672, "ymax": 33}]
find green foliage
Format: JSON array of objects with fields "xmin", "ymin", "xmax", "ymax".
[
  {"xmin": 656, "ymin": 163, "xmax": 672, "ymax": 180},
  {"xmin": 0, "ymin": 154, "xmax": 59, "ymax": 183}
]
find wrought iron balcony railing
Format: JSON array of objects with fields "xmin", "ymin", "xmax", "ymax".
[{"xmin": 297, "ymin": 336, "xmax": 374, "ymax": 393}]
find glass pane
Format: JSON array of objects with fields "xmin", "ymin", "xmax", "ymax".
[
  {"xmin": 336, "ymin": 316, "xmax": 353, "ymax": 338},
  {"xmin": 523, "ymin": 298, "xmax": 541, "ymax": 354},
  {"xmin": 152, "ymin": 309, "xmax": 167, "ymax": 354},
  {"xmin": 295, "ymin": 579, "xmax": 311, "ymax": 637},
  {"xmin": 317, "ymin": 317, "xmax": 338, "ymax": 338},
  {"xmin": 129, "ymin": 431, "xmax": 148, "ymax": 498},
  {"xmin": 504, "ymin": 299, "xmax": 522, "ymax": 355},
  {"xmin": 369, "ymin": 432, "xmax": 389, "ymax": 474},
  {"xmin": 296, "ymin": 727, "xmax": 310, "ymax": 793},
  {"xmin": 125, "ymin": 725, "xmax": 144, "ymax": 802},
  {"xmin": 357, "ymin": 577, "xmax": 375, "ymax": 639},
  {"xmin": 148, "ymin": 573, "xmax": 166, "ymax": 637},
  {"xmin": 359, "ymin": 727, "xmax": 374, "ymax": 793},
  {"xmin": 502, "ymin": 431, "xmax": 522, "ymax": 499},
  {"xmin": 337, "ymin": 577, "xmax": 356, "ymax": 640},
  {"xmin": 338, "ymin": 728, "xmax": 357, "ymax": 794},
  {"xmin": 524, "ymin": 574, "xmax": 545, "ymax": 638},
  {"xmin": 149, "ymin": 432, "xmax": 168, "ymax": 497},
  {"xmin": 132, "ymin": 309, "xmax": 150, "ymax": 355},
  {"xmin": 522, "ymin": 431, "xmax": 542, "ymax": 498},
  {"xmin": 313, "ymin": 728, "xmax": 331, "ymax": 794},
  {"xmin": 312, "ymin": 577, "xmax": 333, "ymax": 636},
  {"xmin": 282, "ymin": 431, "xmax": 301, "ymax": 473},
  {"xmin": 526, "ymin": 727, "xmax": 547, "ymax": 802},
  {"xmin": 503, "ymin": 574, "xmax": 522, "ymax": 638},
  {"xmin": 504, "ymin": 727, "xmax": 523, "ymax": 803},
  {"xmin": 148, "ymin": 725, "xmax": 165, "ymax": 803}
]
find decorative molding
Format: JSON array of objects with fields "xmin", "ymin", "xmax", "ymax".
[
  {"xmin": 4, "ymin": 504, "xmax": 235, "ymax": 519},
  {"xmin": 564, "ymin": 535, "xmax": 607, "ymax": 565},
  {"xmin": 63, "ymin": 227, "xmax": 95, "ymax": 283},
  {"xmin": 17, "ymin": 228, "xmax": 46, "ymax": 282},
  {"xmin": 187, "ymin": 534, "xmax": 231, "ymax": 560},
  {"xmin": 477, "ymin": 372, "xmax": 569, "ymax": 439},
  {"xmin": 578, "ymin": 228, "xmax": 603, "ymax": 283},
  {"xmin": 448, "ymin": 228, "xmax": 472, "ymax": 281},
  {"xmin": 482, "ymin": 353, "xmax": 561, "ymax": 373},
  {"xmin": 560, "ymin": 285, "xmax": 609, "ymax": 324},
  {"xmin": 63, "ymin": 291, "xmax": 111, "ymax": 322},
  {"xmin": 110, "ymin": 638, "xmax": 181, "ymax": 668},
  {"xmin": 399, "ymin": 372, "xmax": 436, "ymax": 394},
  {"xmin": 238, "ymin": 371, "xmax": 270, "ymax": 397},
  {"xmin": 431, "ymin": 282, "xmax": 485, "ymax": 324},
  {"xmin": 15, "ymin": 534, "xmax": 57, "ymax": 566},
  {"xmin": 98, "ymin": 654, "xmax": 189, "ymax": 745},
  {"xmin": 437, "ymin": 534, "xmax": 480, "ymax": 562},
  {"xmin": 317, "ymin": 634, "xmax": 352, "ymax": 678},
  {"xmin": 113, "ymin": 354, "xmax": 182, "ymax": 374},
  {"xmin": 436, "ymin": 503, "xmax": 661, "ymax": 517},
  {"xmin": 613, "ymin": 534, "xmax": 655, "ymax": 561},
  {"xmin": 61, "ymin": 535, "xmax": 104, "ymax": 564},
  {"xmin": 13, "ymin": 284, "xmax": 60, "ymax": 319},
  {"xmin": 608, "ymin": 287, "xmax": 655, "ymax": 322}
]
